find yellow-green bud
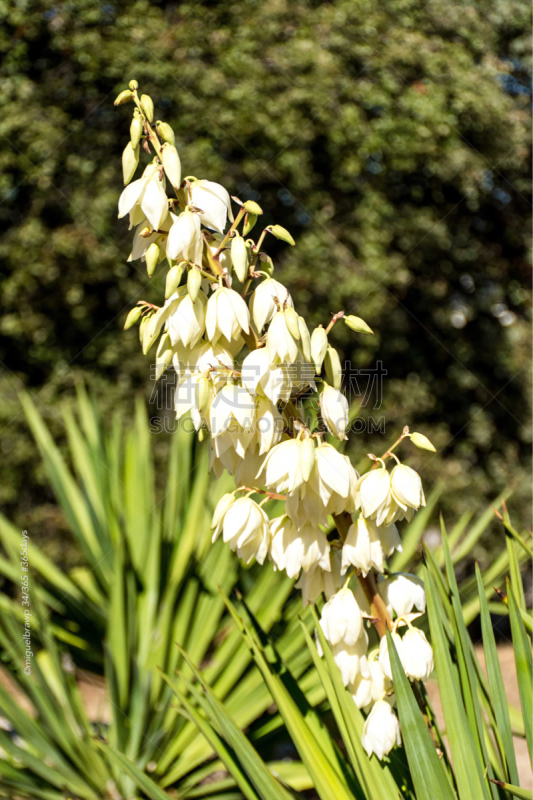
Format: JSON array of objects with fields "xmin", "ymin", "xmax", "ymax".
[
  {"xmin": 243, "ymin": 200, "xmax": 263, "ymax": 215},
  {"xmin": 198, "ymin": 427, "xmax": 207, "ymax": 443},
  {"xmin": 130, "ymin": 115, "xmax": 143, "ymax": 149},
  {"xmin": 268, "ymin": 224, "xmax": 295, "ymax": 246},
  {"xmin": 310, "ymin": 326, "xmax": 328, "ymax": 374},
  {"xmin": 114, "ymin": 89, "xmax": 133, "ymax": 106},
  {"xmin": 299, "ymin": 438, "xmax": 316, "ymax": 483},
  {"xmin": 140, "ymin": 94, "xmax": 154, "ymax": 122},
  {"xmin": 410, "ymin": 432, "xmax": 437, "ymax": 452},
  {"xmin": 187, "ymin": 267, "xmax": 202, "ymax": 303},
  {"xmin": 156, "ymin": 121, "xmax": 175, "ymax": 146},
  {"xmin": 284, "ymin": 307, "xmax": 300, "ymax": 340},
  {"xmin": 243, "ymin": 212, "xmax": 258, "ymax": 236},
  {"xmin": 142, "ymin": 310, "xmax": 162, "ymax": 355},
  {"xmin": 145, "ymin": 242, "xmax": 160, "ymax": 277},
  {"xmin": 298, "ymin": 316, "xmax": 312, "ymax": 362},
  {"xmin": 324, "ymin": 345, "xmax": 342, "ymax": 390},
  {"xmin": 155, "ymin": 333, "xmax": 173, "ymax": 380},
  {"xmin": 128, "ymin": 80, "xmax": 138, "ymax": 90},
  {"xmin": 231, "ymin": 233, "xmax": 249, "ymax": 282},
  {"xmin": 259, "ymin": 252, "xmax": 274, "ymax": 276},
  {"xmin": 344, "ymin": 315, "xmax": 374, "ymax": 335},
  {"xmin": 139, "ymin": 313, "xmax": 151, "ymax": 345},
  {"xmin": 124, "ymin": 306, "xmax": 142, "ymax": 330},
  {"xmin": 122, "ymin": 142, "xmax": 139, "ymax": 184},
  {"xmin": 161, "ymin": 143, "xmax": 181, "ymax": 189},
  {"xmin": 165, "ymin": 265, "xmax": 183, "ymax": 298},
  {"xmin": 195, "ymin": 376, "xmax": 210, "ymax": 412}
]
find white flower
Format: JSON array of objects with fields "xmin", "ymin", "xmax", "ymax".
[
  {"xmin": 401, "ymin": 627, "xmax": 433, "ymax": 682},
  {"xmin": 266, "ymin": 311, "xmax": 299, "ymax": 364},
  {"xmin": 295, "ymin": 552, "xmax": 343, "ymax": 606},
  {"xmin": 341, "ymin": 516, "xmax": 400, "ymax": 576},
  {"xmin": 206, "ymin": 287, "xmax": 250, "ymax": 343},
  {"xmin": 350, "ymin": 671, "xmax": 373, "ymax": 709},
  {"xmin": 320, "ymin": 587, "xmax": 363, "ymax": 646},
  {"xmin": 212, "ymin": 496, "xmax": 270, "ymax": 564},
  {"xmin": 390, "ymin": 464, "xmax": 425, "ymax": 513},
  {"xmin": 362, "ymin": 700, "xmax": 401, "ymax": 759},
  {"xmin": 211, "ymin": 493, "xmax": 236, "ymax": 539},
  {"xmin": 379, "ymin": 573, "xmax": 426, "ymax": 618},
  {"xmin": 118, "ymin": 165, "xmax": 169, "ymax": 231},
  {"xmin": 263, "ymin": 437, "xmax": 316, "ymax": 494},
  {"xmin": 190, "ymin": 179, "xmax": 233, "ymax": 233},
  {"xmin": 378, "ymin": 631, "xmax": 406, "ymax": 680},
  {"xmin": 270, "ymin": 516, "xmax": 330, "ymax": 578},
  {"xmin": 355, "ymin": 468, "xmax": 392, "ymax": 525},
  {"xmin": 254, "ymin": 395, "xmax": 284, "ymax": 455},
  {"xmin": 167, "ymin": 289, "xmax": 207, "ymax": 348},
  {"xmin": 128, "ymin": 216, "xmax": 172, "ymax": 262},
  {"xmin": 209, "ymin": 384, "xmax": 255, "ymax": 438},
  {"xmin": 330, "ymin": 634, "xmax": 369, "ymax": 687},
  {"xmin": 320, "ymin": 383, "xmax": 349, "ymax": 440},
  {"xmin": 167, "ymin": 210, "xmax": 203, "ymax": 264},
  {"xmin": 241, "ymin": 348, "xmax": 293, "ymax": 403},
  {"xmin": 250, "ymin": 278, "xmax": 293, "ymax": 333}
]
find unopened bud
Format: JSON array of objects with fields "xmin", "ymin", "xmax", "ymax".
[
  {"xmin": 140, "ymin": 226, "xmax": 152, "ymax": 238},
  {"xmin": 284, "ymin": 307, "xmax": 300, "ymax": 340},
  {"xmin": 165, "ymin": 265, "xmax": 183, "ymax": 298},
  {"xmin": 300, "ymin": 438, "xmax": 316, "ymax": 483},
  {"xmin": 140, "ymin": 94, "xmax": 154, "ymax": 122},
  {"xmin": 122, "ymin": 142, "xmax": 139, "ymax": 184},
  {"xmin": 410, "ymin": 432, "xmax": 437, "ymax": 452},
  {"xmin": 143, "ymin": 310, "xmax": 161, "ymax": 355},
  {"xmin": 259, "ymin": 252, "xmax": 274, "ymax": 276},
  {"xmin": 324, "ymin": 345, "xmax": 342, "ymax": 390},
  {"xmin": 187, "ymin": 267, "xmax": 202, "ymax": 303},
  {"xmin": 344, "ymin": 315, "xmax": 374, "ymax": 335},
  {"xmin": 298, "ymin": 316, "xmax": 312, "ymax": 362},
  {"xmin": 195, "ymin": 376, "xmax": 210, "ymax": 412},
  {"xmin": 155, "ymin": 333, "xmax": 173, "ymax": 380},
  {"xmin": 145, "ymin": 242, "xmax": 160, "ymax": 277},
  {"xmin": 198, "ymin": 427, "xmax": 207, "ymax": 443},
  {"xmin": 114, "ymin": 89, "xmax": 133, "ymax": 106},
  {"xmin": 243, "ymin": 200, "xmax": 263, "ymax": 215},
  {"xmin": 156, "ymin": 121, "xmax": 175, "ymax": 146},
  {"xmin": 243, "ymin": 212, "xmax": 258, "ymax": 236},
  {"xmin": 139, "ymin": 313, "xmax": 151, "ymax": 345},
  {"xmin": 130, "ymin": 115, "xmax": 143, "ymax": 149},
  {"xmin": 124, "ymin": 306, "xmax": 142, "ymax": 330},
  {"xmin": 268, "ymin": 224, "xmax": 295, "ymax": 246},
  {"xmin": 310, "ymin": 326, "xmax": 328, "ymax": 374},
  {"xmin": 129, "ymin": 80, "xmax": 138, "ymax": 90},
  {"xmin": 161, "ymin": 143, "xmax": 181, "ymax": 189},
  {"xmin": 231, "ymin": 233, "xmax": 249, "ymax": 282}
]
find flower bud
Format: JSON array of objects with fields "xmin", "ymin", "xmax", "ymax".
[
  {"xmin": 243, "ymin": 212, "xmax": 258, "ymax": 236},
  {"xmin": 130, "ymin": 115, "xmax": 144, "ymax": 149},
  {"xmin": 145, "ymin": 242, "xmax": 160, "ymax": 277},
  {"xmin": 310, "ymin": 327, "xmax": 328, "ymax": 374},
  {"xmin": 231, "ymin": 233, "xmax": 249, "ymax": 282},
  {"xmin": 122, "ymin": 142, "xmax": 139, "ymax": 184},
  {"xmin": 243, "ymin": 200, "xmax": 263, "ymax": 215},
  {"xmin": 324, "ymin": 345, "xmax": 342, "ymax": 389},
  {"xmin": 140, "ymin": 94, "xmax": 154, "ymax": 122},
  {"xmin": 161, "ymin": 143, "xmax": 181, "ymax": 189},
  {"xmin": 165, "ymin": 265, "xmax": 184, "ymax": 298},
  {"xmin": 268, "ymin": 224, "xmax": 295, "ymax": 246},
  {"xmin": 139, "ymin": 312, "xmax": 151, "ymax": 345},
  {"xmin": 142, "ymin": 310, "xmax": 162, "ymax": 354},
  {"xmin": 298, "ymin": 316, "xmax": 312, "ymax": 362},
  {"xmin": 410, "ymin": 432, "xmax": 436, "ymax": 452},
  {"xmin": 124, "ymin": 306, "xmax": 142, "ymax": 330},
  {"xmin": 129, "ymin": 80, "xmax": 138, "ymax": 90},
  {"xmin": 284, "ymin": 307, "xmax": 300, "ymax": 340},
  {"xmin": 195, "ymin": 376, "xmax": 210, "ymax": 412},
  {"xmin": 187, "ymin": 267, "xmax": 202, "ymax": 303},
  {"xmin": 114, "ymin": 89, "xmax": 133, "ymax": 106},
  {"xmin": 156, "ymin": 121, "xmax": 175, "ymax": 145},
  {"xmin": 344, "ymin": 315, "xmax": 374, "ymax": 335},
  {"xmin": 299, "ymin": 437, "xmax": 316, "ymax": 483}
]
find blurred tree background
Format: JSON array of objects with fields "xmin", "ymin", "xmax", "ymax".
[{"xmin": 0, "ymin": 0, "xmax": 531, "ymax": 555}]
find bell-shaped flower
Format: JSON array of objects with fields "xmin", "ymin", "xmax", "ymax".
[
  {"xmin": 266, "ymin": 311, "xmax": 299, "ymax": 364},
  {"xmin": 175, "ymin": 373, "xmax": 216, "ymax": 431},
  {"xmin": 167, "ymin": 209, "xmax": 203, "ymax": 264},
  {"xmin": 118, "ymin": 164, "xmax": 169, "ymax": 231},
  {"xmin": 167, "ymin": 288, "xmax": 207, "ymax": 349},
  {"xmin": 390, "ymin": 464, "xmax": 425, "ymax": 513},
  {"xmin": 128, "ymin": 216, "xmax": 172, "ymax": 262},
  {"xmin": 190, "ymin": 179, "xmax": 233, "ymax": 233},
  {"xmin": 206, "ymin": 287, "xmax": 250, "ymax": 343},
  {"xmin": 250, "ymin": 278, "xmax": 293, "ymax": 333},
  {"xmin": 378, "ymin": 630, "xmax": 406, "ymax": 680},
  {"xmin": 328, "ymin": 634, "xmax": 369, "ymax": 687},
  {"xmin": 379, "ymin": 573, "xmax": 426, "ymax": 618},
  {"xmin": 270, "ymin": 515, "xmax": 330, "ymax": 578},
  {"xmin": 320, "ymin": 586, "xmax": 364, "ymax": 646},
  {"xmin": 212, "ymin": 496, "xmax": 270, "ymax": 564},
  {"xmin": 295, "ymin": 552, "xmax": 343, "ymax": 606},
  {"xmin": 350, "ymin": 653, "xmax": 392, "ymax": 708},
  {"xmin": 401, "ymin": 627, "xmax": 433, "ymax": 682},
  {"xmin": 355, "ymin": 467, "xmax": 393, "ymax": 524},
  {"xmin": 255, "ymin": 395, "xmax": 284, "ymax": 455},
  {"xmin": 362, "ymin": 700, "xmax": 401, "ymax": 759},
  {"xmin": 211, "ymin": 493, "xmax": 236, "ymax": 539},
  {"xmin": 263, "ymin": 437, "xmax": 316, "ymax": 494},
  {"xmin": 241, "ymin": 348, "xmax": 292, "ymax": 403},
  {"xmin": 341, "ymin": 516, "xmax": 400, "ymax": 576},
  {"xmin": 320, "ymin": 383, "xmax": 349, "ymax": 440},
  {"xmin": 209, "ymin": 384, "xmax": 255, "ymax": 439}
]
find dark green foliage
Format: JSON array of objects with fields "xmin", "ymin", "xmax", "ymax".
[{"xmin": 0, "ymin": 0, "xmax": 531, "ymax": 535}]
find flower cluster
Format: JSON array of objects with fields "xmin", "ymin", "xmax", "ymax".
[{"xmin": 117, "ymin": 82, "xmax": 437, "ymax": 762}]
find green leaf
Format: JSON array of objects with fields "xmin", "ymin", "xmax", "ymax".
[
  {"xmin": 489, "ymin": 779, "xmax": 533, "ymax": 799},
  {"xmin": 386, "ymin": 629, "xmax": 457, "ymax": 800},
  {"xmin": 507, "ymin": 580, "xmax": 532, "ymax": 767},
  {"xmin": 95, "ymin": 742, "xmax": 171, "ymax": 800}
]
